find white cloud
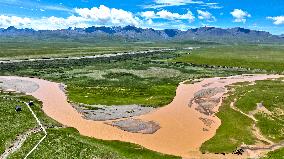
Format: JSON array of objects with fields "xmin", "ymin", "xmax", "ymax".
[
  {"xmin": 146, "ymin": 19, "xmax": 154, "ymax": 25},
  {"xmin": 0, "ymin": 15, "xmax": 31, "ymax": 28},
  {"xmin": 141, "ymin": 10, "xmax": 195, "ymax": 22},
  {"xmin": 0, "ymin": 15, "xmax": 89, "ymax": 30},
  {"xmin": 197, "ymin": 10, "xmax": 216, "ymax": 22},
  {"xmin": 201, "ymin": 3, "xmax": 222, "ymax": 9},
  {"xmin": 230, "ymin": 9, "xmax": 251, "ymax": 23},
  {"xmin": 267, "ymin": 16, "xmax": 284, "ymax": 25},
  {"xmin": 75, "ymin": 5, "xmax": 140, "ymax": 26},
  {"xmin": 144, "ymin": 0, "xmax": 203, "ymax": 9},
  {"xmin": 42, "ymin": 5, "xmax": 72, "ymax": 12},
  {"xmin": 141, "ymin": 11, "xmax": 156, "ymax": 19},
  {"xmin": 143, "ymin": 0, "xmax": 221, "ymax": 10},
  {"xmin": 0, "ymin": 5, "xmax": 141, "ymax": 30},
  {"xmin": 0, "ymin": 5, "xmax": 196, "ymax": 30},
  {"xmin": 42, "ymin": 16, "xmax": 89, "ymax": 30},
  {"xmin": 157, "ymin": 10, "xmax": 181, "ymax": 20},
  {"xmin": 155, "ymin": 0, "xmax": 203, "ymax": 5}
]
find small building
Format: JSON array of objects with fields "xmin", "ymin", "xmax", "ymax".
[
  {"xmin": 28, "ymin": 101, "xmax": 34, "ymax": 106},
  {"xmin": 15, "ymin": 106, "xmax": 22, "ymax": 112}
]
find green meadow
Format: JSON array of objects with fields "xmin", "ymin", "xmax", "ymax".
[
  {"xmin": 174, "ymin": 45, "xmax": 284, "ymax": 73},
  {"xmin": 201, "ymin": 79, "xmax": 284, "ymax": 154}
]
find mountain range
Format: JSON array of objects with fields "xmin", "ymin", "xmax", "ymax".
[{"xmin": 1, "ymin": 26, "xmax": 283, "ymax": 44}]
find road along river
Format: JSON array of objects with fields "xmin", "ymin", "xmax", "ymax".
[
  {"xmin": 0, "ymin": 48, "xmax": 175, "ymax": 64},
  {"xmin": 0, "ymin": 74, "xmax": 283, "ymax": 159}
]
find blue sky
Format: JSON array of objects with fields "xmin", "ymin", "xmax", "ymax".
[{"xmin": 0, "ymin": 0, "xmax": 283, "ymax": 34}]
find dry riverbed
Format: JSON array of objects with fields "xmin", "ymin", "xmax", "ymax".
[{"xmin": 0, "ymin": 74, "xmax": 283, "ymax": 159}]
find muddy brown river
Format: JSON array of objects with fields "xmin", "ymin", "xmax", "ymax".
[{"xmin": 0, "ymin": 74, "xmax": 282, "ymax": 159}]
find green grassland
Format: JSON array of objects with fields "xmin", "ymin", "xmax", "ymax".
[
  {"xmin": 0, "ymin": 93, "xmax": 36, "ymax": 154},
  {"xmin": 234, "ymin": 80, "xmax": 284, "ymax": 142},
  {"xmin": 262, "ymin": 148, "xmax": 284, "ymax": 159},
  {"xmin": 0, "ymin": 38, "xmax": 218, "ymax": 60},
  {"xmin": 0, "ymin": 91, "xmax": 58, "ymax": 154},
  {"xmin": 0, "ymin": 40, "xmax": 153, "ymax": 60},
  {"xmin": 201, "ymin": 79, "xmax": 284, "ymax": 153},
  {"xmin": 0, "ymin": 91, "xmax": 179, "ymax": 159},
  {"xmin": 174, "ymin": 45, "xmax": 284, "ymax": 72},
  {"xmin": 9, "ymin": 128, "xmax": 179, "ymax": 159}
]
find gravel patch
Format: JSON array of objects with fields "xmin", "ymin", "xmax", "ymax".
[
  {"xmin": 75, "ymin": 104, "xmax": 155, "ymax": 121},
  {"xmin": 0, "ymin": 78, "xmax": 39, "ymax": 93},
  {"xmin": 199, "ymin": 117, "xmax": 215, "ymax": 127},
  {"xmin": 189, "ymin": 87, "xmax": 225, "ymax": 116},
  {"xmin": 194, "ymin": 87, "xmax": 225, "ymax": 99},
  {"xmin": 106, "ymin": 119, "xmax": 160, "ymax": 134},
  {"xmin": 195, "ymin": 98, "xmax": 221, "ymax": 116}
]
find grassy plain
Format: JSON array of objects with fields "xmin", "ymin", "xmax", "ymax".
[
  {"xmin": 174, "ymin": 45, "xmax": 284, "ymax": 72},
  {"xmin": 0, "ymin": 92, "xmax": 37, "ymax": 154},
  {"xmin": 201, "ymin": 79, "xmax": 284, "ymax": 153},
  {"xmin": 234, "ymin": 80, "xmax": 284, "ymax": 142},
  {"xmin": 0, "ymin": 91, "xmax": 58, "ymax": 154},
  {"xmin": 0, "ymin": 38, "xmax": 217, "ymax": 60},
  {"xmin": 0, "ymin": 41, "xmax": 151, "ymax": 60},
  {"xmin": 9, "ymin": 128, "xmax": 179, "ymax": 159}
]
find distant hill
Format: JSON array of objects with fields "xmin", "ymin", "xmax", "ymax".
[{"xmin": 0, "ymin": 26, "xmax": 283, "ymax": 44}]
